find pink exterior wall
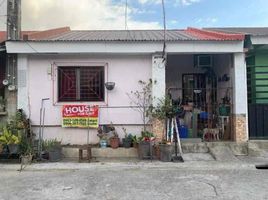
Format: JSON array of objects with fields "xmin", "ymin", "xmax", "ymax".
[{"xmin": 27, "ymin": 54, "xmax": 152, "ymax": 144}]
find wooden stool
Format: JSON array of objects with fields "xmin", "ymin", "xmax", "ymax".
[{"xmin": 78, "ymin": 145, "xmax": 92, "ymax": 162}]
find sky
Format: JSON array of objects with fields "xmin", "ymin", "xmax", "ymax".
[{"xmin": 0, "ymin": 0, "xmax": 268, "ymax": 31}]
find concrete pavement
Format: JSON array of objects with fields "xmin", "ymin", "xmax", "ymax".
[{"xmin": 0, "ymin": 156, "xmax": 267, "ymax": 200}]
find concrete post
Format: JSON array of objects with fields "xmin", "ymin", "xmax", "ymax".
[
  {"xmin": 232, "ymin": 52, "xmax": 248, "ymax": 142},
  {"xmin": 152, "ymin": 54, "xmax": 166, "ymax": 141}
]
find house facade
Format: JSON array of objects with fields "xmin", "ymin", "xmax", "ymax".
[{"xmin": 4, "ymin": 27, "xmax": 249, "ymax": 145}]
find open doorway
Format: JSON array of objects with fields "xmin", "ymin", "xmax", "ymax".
[{"xmin": 166, "ymin": 54, "xmax": 233, "ymax": 141}]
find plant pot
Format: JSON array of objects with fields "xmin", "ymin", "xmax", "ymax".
[
  {"xmin": 138, "ymin": 141, "xmax": 151, "ymax": 159},
  {"xmin": 8, "ymin": 144, "xmax": 19, "ymax": 154},
  {"xmin": 110, "ymin": 137, "xmax": 120, "ymax": 149},
  {"xmin": 0, "ymin": 144, "xmax": 3, "ymax": 154},
  {"xmin": 153, "ymin": 145, "xmax": 161, "ymax": 160},
  {"xmin": 159, "ymin": 144, "xmax": 173, "ymax": 162},
  {"xmin": 48, "ymin": 147, "xmax": 62, "ymax": 162},
  {"xmin": 41, "ymin": 151, "xmax": 49, "ymax": 160},
  {"xmin": 133, "ymin": 142, "xmax": 138, "ymax": 149},
  {"xmin": 100, "ymin": 140, "xmax": 108, "ymax": 148},
  {"xmin": 1, "ymin": 145, "xmax": 9, "ymax": 154},
  {"xmin": 122, "ymin": 138, "xmax": 132, "ymax": 148}
]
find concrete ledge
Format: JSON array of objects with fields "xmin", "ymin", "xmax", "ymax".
[
  {"xmin": 92, "ymin": 148, "xmax": 138, "ymax": 158},
  {"xmin": 62, "ymin": 147, "xmax": 138, "ymax": 159}
]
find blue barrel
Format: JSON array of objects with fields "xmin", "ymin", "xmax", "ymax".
[{"xmin": 179, "ymin": 125, "xmax": 188, "ymax": 138}]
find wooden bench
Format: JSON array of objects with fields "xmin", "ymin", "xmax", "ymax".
[{"xmin": 78, "ymin": 145, "xmax": 92, "ymax": 162}]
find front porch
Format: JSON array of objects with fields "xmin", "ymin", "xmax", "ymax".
[{"xmin": 152, "ymin": 52, "xmax": 248, "ymax": 143}]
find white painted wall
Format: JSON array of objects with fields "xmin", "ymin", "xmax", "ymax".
[
  {"xmin": 166, "ymin": 54, "xmax": 232, "ymax": 103},
  {"xmin": 23, "ymin": 54, "xmax": 152, "ymax": 144},
  {"xmin": 152, "ymin": 54, "xmax": 166, "ymax": 105}
]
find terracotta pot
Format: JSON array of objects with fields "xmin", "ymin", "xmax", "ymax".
[
  {"xmin": 133, "ymin": 142, "xmax": 138, "ymax": 149},
  {"xmin": 110, "ymin": 137, "xmax": 120, "ymax": 149}
]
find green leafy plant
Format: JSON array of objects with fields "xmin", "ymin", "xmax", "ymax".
[
  {"xmin": 140, "ymin": 131, "xmax": 154, "ymax": 142},
  {"xmin": 0, "ymin": 127, "xmax": 21, "ymax": 145},
  {"xmin": 42, "ymin": 139, "xmax": 61, "ymax": 151},
  {"xmin": 122, "ymin": 127, "xmax": 133, "ymax": 139},
  {"xmin": 148, "ymin": 96, "xmax": 181, "ymax": 120},
  {"xmin": 131, "ymin": 135, "xmax": 141, "ymax": 143}
]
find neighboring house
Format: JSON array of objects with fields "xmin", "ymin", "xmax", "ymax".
[
  {"xmin": 5, "ymin": 27, "xmax": 248, "ymax": 145},
  {"xmin": 207, "ymin": 27, "xmax": 268, "ymax": 139}
]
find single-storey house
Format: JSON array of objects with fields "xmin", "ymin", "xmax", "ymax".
[{"xmin": 4, "ymin": 27, "xmax": 249, "ymax": 145}]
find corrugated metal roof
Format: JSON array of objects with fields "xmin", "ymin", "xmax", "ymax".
[
  {"xmin": 38, "ymin": 30, "xmax": 199, "ymax": 41},
  {"xmin": 2, "ymin": 27, "xmax": 245, "ymax": 42},
  {"xmin": 205, "ymin": 27, "xmax": 268, "ymax": 36}
]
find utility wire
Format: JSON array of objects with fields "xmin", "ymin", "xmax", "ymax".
[
  {"xmin": 162, "ymin": 0, "xmax": 166, "ymax": 59},
  {"xmin": 125, "ymin": 0, "xmax": 128, "ymax": 30}
]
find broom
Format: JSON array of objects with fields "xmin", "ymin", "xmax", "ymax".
[{"xmin": 172, "ymin": 117, "xmax": 184, "ymax": 162}]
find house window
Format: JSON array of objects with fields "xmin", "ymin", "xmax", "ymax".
[{"xmin": 58, "ymin": 66, "xmax": 104, "ymax": 102}]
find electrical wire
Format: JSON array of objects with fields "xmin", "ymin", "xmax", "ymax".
[
  {"xmin": 161, "ymin": 0, "xmax": 166, "ymax": 59},
  {"xmin": 124, "ymin": 0, "xmax": 135, "ymax": 41},
  {"xmin": 125, "ymin": 0, "xmax": 128, "ymax": 30}
]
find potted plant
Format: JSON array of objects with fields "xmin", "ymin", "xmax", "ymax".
[
  {"xmin": 138, "ymin": 131, "xmax": 154, "ymax": 159},
  {"xmin": 148, "ymin": 96, "xmax": 182, "ymax": 162},
  {"xmin": 131, "ymin": 135, "xmax": 140, "ymax": 148},
  {"xmin": 158, "ymin": 140, "xmax": 173, "ymax": 162},
  {"xmin": 122, "ymin": 128, "xmax": 132, "ymax": 148},
  {"xmin": 109, "ymin": 130, "xmax": 120, "ymax": 149},
  {"xmin": 0, "ymin": 127, "xmax": 21, "ymax": 154},
  {"xmin": 19, "ymin": 132, "xmax": 34, "ymax": 164},
  {"xmin": 43, "ymin": 139, "xmax": 62, "ymax": 162},
  {"xmin": 97, "ymin": 127, "xmax": 108, "ymax": 148}
]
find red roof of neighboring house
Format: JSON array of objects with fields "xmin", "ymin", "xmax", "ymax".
[
  {"xmin": 186, "ymin": 27, "xmax": 245, "ymax": 41},
  {"xmin": 0, "ymin": 27, "xmax": 71, "ymax": 43}
]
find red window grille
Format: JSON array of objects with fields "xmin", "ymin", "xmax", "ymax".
[{"xmin": 58, "ymin": 66, "xmax": 104, "ymax": 102}]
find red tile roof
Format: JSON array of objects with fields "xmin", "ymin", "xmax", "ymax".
[
  {"xmin": 0, "ymin": 27, "xmax": 71, "ymax": 43},
  {"xmin": 186, "ymin": 27, "xmax": 245, "ymax": 41}
]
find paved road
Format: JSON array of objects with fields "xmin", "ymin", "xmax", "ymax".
[{"xmin": 0, "ymin": 160, "xmax": 267, "ymax": 200}]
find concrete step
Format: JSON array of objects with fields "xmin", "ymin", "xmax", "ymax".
[
  {"xmin": 181, "ymin": 142, "xmax": 209, "ymax": 153},
  {"xmin": 209, "ymin": 145, "xmax": 239, "ymax": 162},
  {"xmin": 248, "ymin": 141, "xmax": 268, "ymax": 157}
]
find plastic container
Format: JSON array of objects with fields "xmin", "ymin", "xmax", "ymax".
[
  {"xmin": 219, "ymin": 105, "xmax": 231, "ymax": 116},
  {"xmin": 188, "ymin": 128, "xmax": 193, "ymax": 138},
  {"xmin": 179, "ymin": 125, "xmax": 188, "ymax": 138},
  {"xmin": 100, "ymin": 140, "xmax": 108, "ymax": 148},
  {"xmin": 200, "ymin": 112, "xmax": 209, "ymax": 119}
]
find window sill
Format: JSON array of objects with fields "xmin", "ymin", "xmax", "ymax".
[{"xmin": 53, "ymin": 101, "xmax": 107, "ymax": 107}]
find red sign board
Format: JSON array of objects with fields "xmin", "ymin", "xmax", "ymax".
[{"xmin": 62, "ymin": 105, "xmax": 99, "ymax": 128}]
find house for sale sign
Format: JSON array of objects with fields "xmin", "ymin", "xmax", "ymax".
[{"xmin": 62, "ymin": 105, "xmax": 98, "ymax": 128}]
